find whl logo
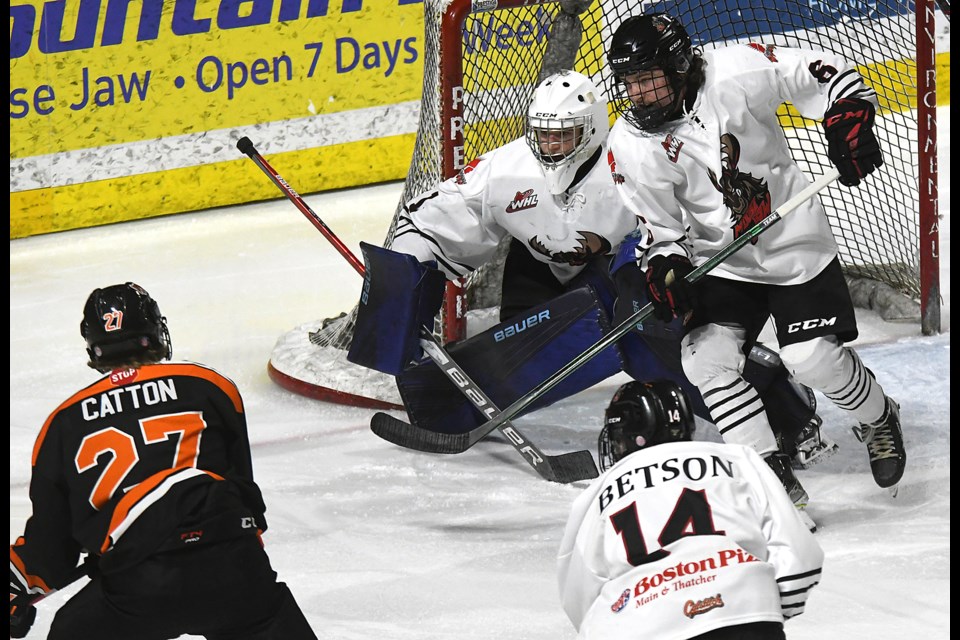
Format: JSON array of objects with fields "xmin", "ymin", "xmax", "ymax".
[
  {"xmin": 608, "ymin": 149, "xmax": 624, "ymax": 184},
  {"xmin": 505, "ymin": 189, "xmax": 539, "ymax": 213},
  {"xmin": 662, "ymin": 134, "xmax": 684, "ymax": 163}
]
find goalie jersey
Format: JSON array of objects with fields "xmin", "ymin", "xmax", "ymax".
[
  {"xmin": 391, "ymin": 137, "xmax": 643, "ymax": 285},
  {"xmin": 608, "ymin": 44, "xmax": 879, "ymax": 285},
  {"xmin": 10, "ymin": 362, "xmax": 267, "ymax": 595},
  {"xmin": 557, "ymin": 441, "xmax": 823, "ymax": 639}
]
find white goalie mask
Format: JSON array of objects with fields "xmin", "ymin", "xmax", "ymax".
[{"xmin": 525, "ymin": 70, "xmax": 610, "ymax": 195}]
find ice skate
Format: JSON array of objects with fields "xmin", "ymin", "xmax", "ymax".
[
  {"xmin": 765, "ymin": 452, "xmax": 810, "ymax": 508},
  {"xmin": 792, "ymin": 415, "xmax": 839, "ymax": 470},
  {"xmin": 852, "ymin": 397, "xmax": 905, "ymax": 492}
]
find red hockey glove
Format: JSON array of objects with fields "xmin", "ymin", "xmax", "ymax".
[
  {"xmin": 645, "ymin": 255, "xmax": 696, "ymax": 322},
  {"xmin": 823, "ymin": 97, "xmax": 883, "ymax": 187}
]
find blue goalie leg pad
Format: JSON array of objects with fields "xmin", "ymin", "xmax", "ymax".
[
  {"xmin": 347, "ymin": 242, "xmax": 446, "ymax": 375},
  {"xmin": 397, "ymin": 287, "xmax": 623, "ymax": 434}
]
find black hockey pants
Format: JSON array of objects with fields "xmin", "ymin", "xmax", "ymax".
[{"xmin": 48, "ymin": 535, "xmax": 317, "ymax": 640}]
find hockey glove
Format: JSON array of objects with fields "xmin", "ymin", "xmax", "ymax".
[
  {"xmin": 10, "ymin": 571, "xmax": 37, "ymax": 639},
  {"xmin": 823, "ymin": 97, "xmax": 883, "ymax": 187},
  {"xmin": 10, "ymin": 602, "xmax": 36, "ymax": 639},
  {"xmin": 645, "ymin": 255, "xmax": 696, "ymax": 323}
]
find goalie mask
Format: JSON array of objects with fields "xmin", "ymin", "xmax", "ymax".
[
  {"xmin": 81, "ymin": 282, "xmax": 172, "ymax": 373},
  {"xmin": 525, "ymin": 70, "xmax": 609, "ymax": 195},
  {"xmin": 598, "ymin": 380, "xmax": 695, "ymax": 471},
  {"xmin": 608, "ymin": 13, "xmax": 698, "ymax": 131}
]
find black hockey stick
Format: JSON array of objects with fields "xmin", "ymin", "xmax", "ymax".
[
  {"xmin": 372, "ymin": 169, "xmax": 841, "ymax": 454},
  {"xmin": 236, "ymin": 136, "xmax": 598, "ymax": 483}
]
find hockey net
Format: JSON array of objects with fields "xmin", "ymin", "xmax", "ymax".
[{"xmin": 268, "ymin": 0, "xmax": 941, "ymax": 408}]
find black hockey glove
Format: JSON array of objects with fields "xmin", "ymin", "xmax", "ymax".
[
  {"xmin": 645, "ymin": 255, "xmax": 696, "ymax": 323},
  {"xmin": 10, "ymin": 572, "xmax": 37, "ymax": 640},
  {"xmin": 10, "ymin": 602, "xmax": 36, "ymax": 639},
  {"xmin": 823, "ymin": 97, "xmax": 883, "ymax": 187}
]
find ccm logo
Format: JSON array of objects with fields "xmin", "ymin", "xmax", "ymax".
[{"xmin": 787, "ymin": 317, "xmax": 837, "ymax": 333}]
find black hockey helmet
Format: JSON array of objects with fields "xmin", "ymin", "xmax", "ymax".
[
  {"xmin": 598, "ymin": 380, "xmax": 695, "ymax": 471},
  {"xmin": 81, "ymin": 282, "xmax": 172, "ymax": 373},
  {"xmin": 607, "ymin": 13, "xmax": 697, "ymax": 130}
]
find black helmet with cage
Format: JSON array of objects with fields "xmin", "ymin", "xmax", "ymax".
[
  {"xmin": 80, "ymin": 282, "xmax": 172, "ymax": 373},
  {"xmin": 598, "ymin": 380, "xmax": 696, "ymax": 471},
  {"xmin": 607, "ymin": 13, "xmax": 701, "ymax": 130}
]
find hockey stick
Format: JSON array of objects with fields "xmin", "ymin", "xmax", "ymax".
[
  {"xmin": 236, "ymin": 136, "xmax": 598, "ymax": 484},
  {"xmin": 373, "ymin": 168, "xmax": 842, "ymax": 454}
]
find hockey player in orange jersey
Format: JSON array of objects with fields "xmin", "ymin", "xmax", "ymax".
[{"xmin": 9, "ymin": 283, "xmax": 316, "ymax": 639}]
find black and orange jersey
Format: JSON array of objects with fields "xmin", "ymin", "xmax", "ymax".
[{"xmin": 10, "ymin": 361, "xmax": 268, "ymax": 595}]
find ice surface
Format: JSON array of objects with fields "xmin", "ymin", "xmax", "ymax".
[{"xmin": 10, "ymin": 109, "xmax": 950, "ymax": 640}]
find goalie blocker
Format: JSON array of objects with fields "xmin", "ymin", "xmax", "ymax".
[{"xmin": 347, "ymin": 242, "xmax": 446, "ymax": 375}]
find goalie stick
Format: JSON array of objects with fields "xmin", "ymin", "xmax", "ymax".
[
  {"xmin": 236, "ymin": 136, "xmax": 599, "ymax": 484},
  {"xmin": 372, "ymin": 169, "xmax": 842, "ymax": 455}
]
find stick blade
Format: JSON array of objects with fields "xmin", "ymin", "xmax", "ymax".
[
  {"xmin": 544, "ymin": 449, "xmax": 600, "ymax": 484},
  {"xmin": 370, "ymin": 412, "xmax": 472, "ymax": 454}
]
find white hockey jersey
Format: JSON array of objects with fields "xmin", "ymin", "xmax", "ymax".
[
  {"xmin": 608, "ymin": 44, "xmax": 879, "ymax": 285},
  {"xmin": 390, "ymin": 138, "xmax": 642, "ymax": 285},
  {"xmin": 557, "ymin": 441, "xmax": 823, "ymax": 640}
]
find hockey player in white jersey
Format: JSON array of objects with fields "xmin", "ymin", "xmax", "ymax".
[
  {"xmin": 557, "ymin": 380, "xmax": 823, "ymax": 640},
  {"xmin": 605, "ymin": 13, "xmax": 905, "ymax": 501},
  {"xmin": 391, "ymin": 69, "xmax": 632, "ymax": 301},
  {"xmin": 372, "ymin": 69, "xmax": 833, "ymax": 473}
]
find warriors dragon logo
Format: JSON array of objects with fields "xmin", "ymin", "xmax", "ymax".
[
  {"xmin": 707, "ymin": 133, "xmax": 770, "ymax": 244},
  {"xmin": 528, "ymin": 231, "xmax": 611, "ymax": 267}
]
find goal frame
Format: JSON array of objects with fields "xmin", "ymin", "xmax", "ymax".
[{"xmin": 433, "ymin": 0, "xmax": 941, "ymax": 337}]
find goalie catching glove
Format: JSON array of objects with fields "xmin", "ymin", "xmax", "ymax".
[
  {"xmin": 823, "ymin": 97, "xmax": 883, "ymax": 187},
  {"xmin": 645, "ymin": 254, "xmax": 697, "ymax": 323}
]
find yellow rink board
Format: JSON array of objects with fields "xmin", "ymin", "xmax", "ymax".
[
  {"xmin": 13, "ymin": 52, "xmax": 949, "ymax": 240},
  {"xmin": 11, "ymin": 135, "xmax": 416, "ymax": 238}
]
